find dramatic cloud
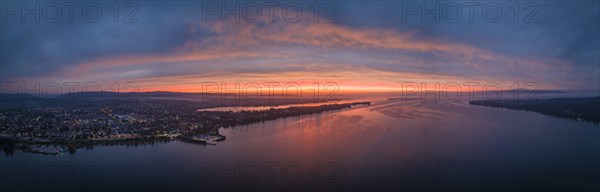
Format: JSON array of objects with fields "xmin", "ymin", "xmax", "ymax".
[{"xmin": 1, "ymin": 1, "xmax": 598, "ymax": 92}]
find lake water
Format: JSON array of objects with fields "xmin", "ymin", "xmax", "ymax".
[{"xmin": 1, "ymin": 98, "xmax": 599, "ymax": 191}]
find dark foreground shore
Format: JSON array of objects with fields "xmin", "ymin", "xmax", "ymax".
[{"xmin": 469, "ymin": 97, "xmax": 600, "ymax": 124}]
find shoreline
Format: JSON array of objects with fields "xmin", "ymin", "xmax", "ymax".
[
  {"xmin": 1, "ymin": 101, "xmax": 370, "ymax": 155},
  {"xmin": 469, "ymin": 97, "xmax": 600, "ymax": 124}
]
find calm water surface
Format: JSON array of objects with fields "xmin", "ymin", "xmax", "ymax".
[{"xmin": 2, "ymin": 98, "xmax": 599, "ymax": 191}]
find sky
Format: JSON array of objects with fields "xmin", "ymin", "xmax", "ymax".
[{"xmin": 1, "ymin": 0, "xmax": 599, "ymax": 93}]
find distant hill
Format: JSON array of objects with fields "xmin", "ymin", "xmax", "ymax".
[
  {"xmin": 0, "ymin": 91, "xmax": 340, "ymax": 109},
  {"xmin": 57, "ymin": 91, "xmax": 208, "ymax": 99},
  {"xmin": 502, "ymin": 89, "xmax": 567, "ymax": 94}
]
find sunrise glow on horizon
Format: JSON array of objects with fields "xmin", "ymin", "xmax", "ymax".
[
  {"xmin": 2, "ymin": 1, "xmax": 599, "ymax": 191},
  {"xmin": 1, "ymin": 1, "xmax": 598, "ymax": 94}
]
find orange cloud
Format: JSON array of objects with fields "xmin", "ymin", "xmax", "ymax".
[{"xmin": 26, "ymin": 12, "xmax": 574, "ymax": 92}]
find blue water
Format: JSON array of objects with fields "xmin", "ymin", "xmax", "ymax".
[{"xmin": 1, "ymin": 99, "xmax": 599, "ymax": 191}]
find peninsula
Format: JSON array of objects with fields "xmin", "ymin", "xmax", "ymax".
[
  {"xmin": 469, "ymin": 97, "xmax": 600, "ymax": 124},
  {"xmin": 0, "ymin": 96, "xmax": 370, "ymax": 155}
]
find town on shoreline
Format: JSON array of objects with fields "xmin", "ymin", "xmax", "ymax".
[{"xmin": 0, "ymin": 96, "xmax": 370, "ymax": 155}]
